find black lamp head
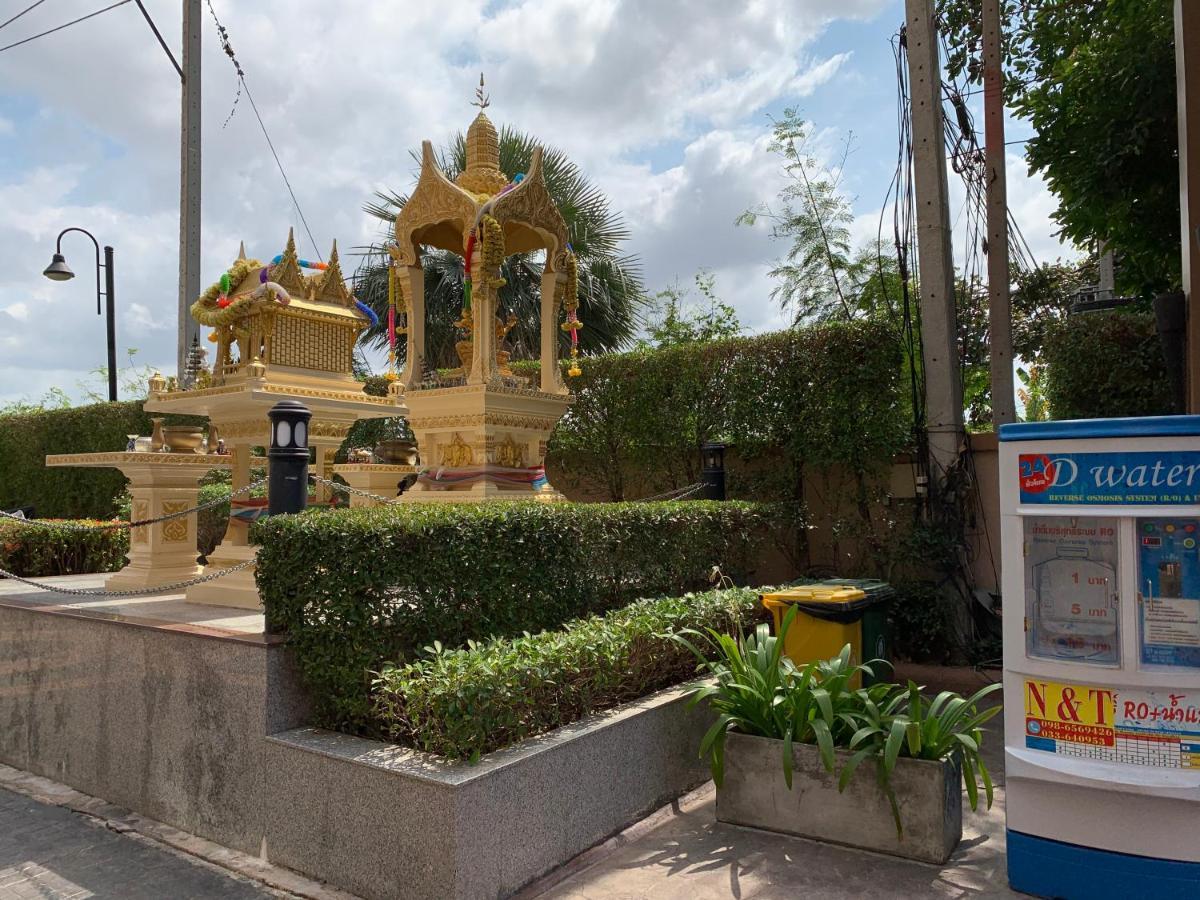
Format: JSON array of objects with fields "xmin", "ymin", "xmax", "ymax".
[{"xmin": 42, "ymin": 253, "xmax": 74, "ymax": 282}]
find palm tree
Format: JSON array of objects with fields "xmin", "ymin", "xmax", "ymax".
[{"xmin": 356, "ymin": 127, "xmax": 646, "ymax": 370}]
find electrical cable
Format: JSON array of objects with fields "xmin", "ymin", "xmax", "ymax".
[
  {"xmin": 0, "ymin": 0, "xmax": 48, "ymax": 33},
  {"xmin": 204, "ymin": 0, "xmax": 322, "ymax": 261},
  {"xmin": 0, "ymin": 0, "xmax": 130, "ymax": 55}
]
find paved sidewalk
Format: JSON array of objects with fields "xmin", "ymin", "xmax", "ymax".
[
  {"xmin": 0, "ymin": 787, "xmax": 280, "ymax": 900},
  {"xmin": 522, "ymin": 664, "xmax": 1014, "ymax": 900}
]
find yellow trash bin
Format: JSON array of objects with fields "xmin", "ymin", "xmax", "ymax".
[{"xmin": 761, "ymin": 585, "xmax": 868, "ymax": 672}]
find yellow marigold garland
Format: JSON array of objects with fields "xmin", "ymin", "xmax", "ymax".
[{"xmin": 480, "ymin": 214, "xmax": 507, "ymax": 290}]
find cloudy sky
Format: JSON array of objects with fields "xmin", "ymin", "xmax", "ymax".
[{"xmin": 0, "ymin": 0, "xmax": 1073, "ymax": 406}]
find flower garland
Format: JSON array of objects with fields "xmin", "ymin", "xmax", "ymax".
[
  {"xmin": 559, "ymin": 248, "xmax": 582, "ymax": 377},
  {"xmin": 480, "ymin": 214, "xmax": 506, "ymax": 290}
]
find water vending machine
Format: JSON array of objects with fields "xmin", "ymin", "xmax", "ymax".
[{"xmin": 1000, "ymin": 417, "xmax": 1200, "ymax": 897}]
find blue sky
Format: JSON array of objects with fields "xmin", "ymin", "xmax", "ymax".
[{"xmin": 0, "ymin": 0, "xmax": 1068, "ymax": 406}]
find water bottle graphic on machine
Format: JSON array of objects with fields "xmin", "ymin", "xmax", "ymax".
[{"xmin": 1031, "ymin": 545, "xmax": 1118, "ymax": 663}]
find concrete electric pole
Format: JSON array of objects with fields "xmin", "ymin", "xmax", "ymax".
[
  {"xmin": 178, "ymin": 0, "xmax": 201, "ymax": 380},
  {"xmin": 1177, "ymin": 0, "xmax": 1200, "ymax": 412},
  {"xmin": 904, "ymin": 0, "xmax": 964, "ymax": 488},
  {"xmin": 982, "ymin": 0, "xmax": 1015, "ymax": 426}
]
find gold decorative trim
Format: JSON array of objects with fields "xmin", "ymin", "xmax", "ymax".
[
  {"xmin": 409, "ymin": 413, "xmax": 563, "ymax": 431},
  {"xmin": 331, "ymin": 464, "xmax": 419, "ymax": 474},
  {"xmin": 161, "ymin": 502, "xmax": 191, "ymax": 543},
  {"xmin": 310, "ymin": 420, "xmax": 352, "ymax": 438},
  {"xmin": 132, "ymin": 499, "xmax": 149, "ymax": 545},
  {"xmin": 46, "ymin": 452, "xmax": 231, "ymax": 468},
  {"xmin": 216, "ymin": 418, "xmax": 351, "ymax": 440},
  {"xmin": 211, "ymin": 420, "xmax": 270, "ymax": 440}
]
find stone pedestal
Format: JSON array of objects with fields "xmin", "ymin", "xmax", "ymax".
[
  {"xmin": 330, "ymin": 464, "xmax": 419, "ymax": 507},
  {"xmin": 145, "ymin": 374, "xmax": 407, "ymax": 609},
  {"xmin": 45, "ymin": 452, "xmax": 231, "ymax": 591}
]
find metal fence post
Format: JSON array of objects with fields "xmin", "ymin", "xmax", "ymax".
[{"xmin": 267, "ymin": 401, "xmax": 311, "ymax": 516}]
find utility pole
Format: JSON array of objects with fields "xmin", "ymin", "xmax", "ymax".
[
  {"xmin": 982, "ymin": 0, "xmax": 1015, "ymax": 426},
  {"xmin": 1177, "ymin": 0, "xmax": 1200, "ymax": 412},
  {"xmin": 178, "ymin": 0, "xmax": 202, "ymax": 380},
  {"xmin": 905, "ymin": 0, "xmax": 963, "ymax": 488}
]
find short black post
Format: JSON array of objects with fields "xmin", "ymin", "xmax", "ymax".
[
  {"xmin": 700, "ymin": 441, "xmax": 727, "ymax": 501},
  {"xmin": 267, "ymin": 400, "xmax": 312, "ymax": 515}
]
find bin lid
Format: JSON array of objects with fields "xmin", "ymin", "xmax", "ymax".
[{"xmin": 761, "ymin": 585, "xmax": 868, "ymax": 606}]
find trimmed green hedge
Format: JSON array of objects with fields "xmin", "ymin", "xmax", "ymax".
[
  {"xmin": 253, "ymin": 501, "xmax": 767, "ymax": 732},
  {"xmin": 375, "ymin": 587, "xmax": 766, "ymax": 760},
  {"xmin": 1044, "ymin": 308, "xmax": 1175, "ymax": 419},
  {"xmin": 0, "ymin": 403, "xmax": 203, "ymax": 519},
  {"xmin": 0, "ymin": 519, "xmax": 127, "ymax": 577},
  {"xmin": 544, "ymin": 322, "xmax": 909, "ymax": 500}
]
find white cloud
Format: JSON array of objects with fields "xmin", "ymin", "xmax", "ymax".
[{"xmin": 1, "ymin": 0, "xmax": 1072, "ymax": 408}]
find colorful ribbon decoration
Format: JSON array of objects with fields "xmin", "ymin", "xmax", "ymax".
[{"xmin": 270, "ymin": 254, "xmax": 328, "ymax": 270}]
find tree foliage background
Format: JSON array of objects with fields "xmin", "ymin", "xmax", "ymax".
[{"xmin": 939, "ymin": 0, "xmax": 1179, "ymax": 295}]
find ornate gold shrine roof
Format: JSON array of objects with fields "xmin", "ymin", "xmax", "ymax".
[{"xmin": 393, "ymin": 110, "xmax": 570, "ymax": 270}]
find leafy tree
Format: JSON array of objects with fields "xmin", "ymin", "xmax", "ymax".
[
  {"xmin": 737, "ymin": 109, "xmax": 861, "ymax": 323},
  {"xmin": 939, "ymin": 0, "xmax": 1179, "ymax": 294},
  {"xmin": 638, "ymin": 270, "xmax": 743, "ymax": 349},
  {"xmin": 357, "ymin": 127, "xmax": 647, "ymax": 370}
]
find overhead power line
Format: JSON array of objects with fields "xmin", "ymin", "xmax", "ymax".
[
  {"xmin": 0, "ymin": 0, "xmax": 131, "ymax": 55},
  {"xmin": 204, "ymin": 0, "xmax": 322, "ymax": 260},
  {"xmin": 0, "ymin": 0, "xmax": 48, "ymax": 33}
]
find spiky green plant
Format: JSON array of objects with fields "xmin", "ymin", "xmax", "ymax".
[
  {"xmin": 673, "ymin": 607, "xmax": 1002, "ymax": 837},
  {"xmin": 357, "ymin": 126, "xmax": 647, "ymax": 370}
]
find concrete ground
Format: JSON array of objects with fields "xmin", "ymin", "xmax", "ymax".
[
  {"xmin": 521, "ymin": 664, "xmax": 1016, "ymax": 900},
  {"xmin": 0, "ymin": 786, "xmax": 279, "ymax": 900}
]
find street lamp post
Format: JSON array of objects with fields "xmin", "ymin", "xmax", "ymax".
[{"xmin": 43, "ymin": 227, "xmax": 117, "ymax": 403}]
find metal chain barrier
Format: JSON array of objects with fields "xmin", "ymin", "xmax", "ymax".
[
  {"xmin": 309, "ymin": 474, "xmax": 406, "ymax": 506},
  {"xmin": 0, "ymin": 477, "xmax": 268, "ymax": 532},
  {"xmin": 0, "ymin": 557, "xmax": 257, "ymax": 598},
  {"xmin": 639, "ymin": 481, "xmax": 706, "ymax": 502}
]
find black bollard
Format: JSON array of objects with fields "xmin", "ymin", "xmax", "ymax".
[
  {"xmin": 267, "ymin": 400, "xmax": 312, "ymax": 516},
  {"xmin": 700, "ymin": 441, "xmax": 727, "ymax": 501}
]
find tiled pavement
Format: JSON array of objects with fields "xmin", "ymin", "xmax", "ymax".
[{"xmin": 0, "ymin": 787, "xmax": 279, "ymax": 900}]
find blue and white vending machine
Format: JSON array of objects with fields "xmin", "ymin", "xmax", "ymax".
[{"xmin": 999, "ymin": 417, "xmax": 1200, "ymax": 897}]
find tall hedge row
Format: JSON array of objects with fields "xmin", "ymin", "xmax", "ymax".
[
  {"xmin": 544, "ymin": 322, "xmax": 909, "ymax": 500},
  {"xmin": 1043, "ymin": 308, "xmax": 1176, "ymax": 419},
  {"xmin": 0, "ymin": 324, "xmax": 906, "ymax": 520},
  {"xmin": 253, "ymin": 500, "xmax": 767, "ymax": 731},
  {"xmin": 0, "ymin": 404, "xmax": 203, "ymax": 519}
]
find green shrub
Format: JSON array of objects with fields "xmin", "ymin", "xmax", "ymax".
[
  {"xmin": 0, "ymin": 402, "xmax": 204, "ymax": 519},
  {"xmin": 0, "ymin": 519, "xmax": 127, "ymax": 577},
  {"xmin": 1044, "ymin": 308, "xmax": 1175, "ymax": 419},
  {"xmin": 546, "ymin": 323, "xmax": 909, "ymax": 501},
  {"xmin": 253, "ymin": 500, "xmax": 767, "ymax": 732},
  {"xmin": 375, "ymin": 587, "xmax": 767, "ymax": 760},
  {"xmin": 888, "ymin": 581, "xmax": 959, "ymax": 664}
]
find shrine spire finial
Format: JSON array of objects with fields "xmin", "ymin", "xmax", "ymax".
[{"xmin": 472, "ymin": 72, "xmax": 490, "ymax": 110}]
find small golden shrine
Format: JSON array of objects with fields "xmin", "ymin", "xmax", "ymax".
[
  {"xmin": 389, "ymin": 82, "xmax": 580, "ymax": 501},
  {"xmin": 143, "ymin": 232, "xmax": 408, "ymax": 608}
]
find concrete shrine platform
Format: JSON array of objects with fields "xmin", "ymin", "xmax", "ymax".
[{"xmin": 0, "ymin": 573, "xmax": 267, "ymax": 640}]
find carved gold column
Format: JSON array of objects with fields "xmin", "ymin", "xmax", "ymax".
[
  {"xmin": 468, "ymin": 240, "xmax": 497, "ymax": 386},
  {"xmin": 540, "ymin": 267, "xmax": 567, "ymax": 394},
  {"xmin": 400, "ymin": 263, "xmax": 425, "ymax": 388}
]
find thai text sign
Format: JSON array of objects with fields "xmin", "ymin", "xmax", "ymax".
[
  {"xmin": 1019, "ymin": 451, "xmax": 1200, "ymax": 505},
  {"xmin": 1024, "ymin": 678, "xmax": 1200, "ymax": 768}
]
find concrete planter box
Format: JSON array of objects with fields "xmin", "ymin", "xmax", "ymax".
[
  {"xmin": 716, "ymin": 731, "xmax": 962, "ymax": 864},
  {"xmin": 262, "ymin": 680, "xmax": 715, "ymax": 899}
]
